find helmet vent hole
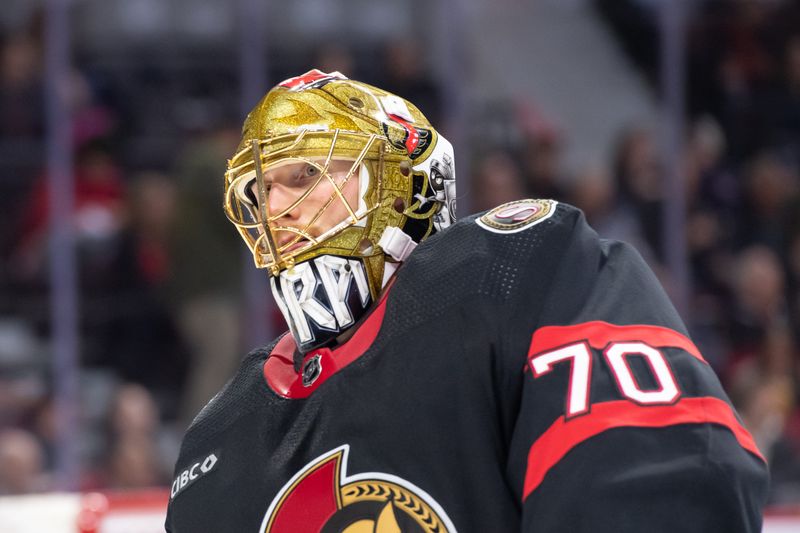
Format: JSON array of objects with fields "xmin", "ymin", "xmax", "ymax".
[
  {"xmin": 393, "ymin": 197, "xmax": 406, "ymax": 213},
  {"xmin": 399, "ymin": 161, "xmax": 411, "ymax": 176},
  {"xmin": 358, "ymin": 238, "xmax": 373, "ymax": 254},
  {"xmin": 348, "ymin": 97, "xmax": 364, "ymax": 109}
]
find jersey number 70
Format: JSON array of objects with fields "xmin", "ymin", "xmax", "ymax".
[{"xmin": 528, "ymin": 322, "xmax": 689, "ymax": 419}]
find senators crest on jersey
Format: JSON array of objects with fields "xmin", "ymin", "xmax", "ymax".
[
  {"xmin": 260, "ymin": 445, "xmax": 456, "ymax": 533},
  {"xmin": 477, "ymin": 199, "xmax": 557, "ymax": 234}
]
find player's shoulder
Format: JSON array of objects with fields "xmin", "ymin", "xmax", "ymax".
[
  {"xmin": 423, "ymin": 199, "xmax": 587, "ymax": 263},
  {"xmin": 394, "ymin": 200, "xmax": 588, "ymax": 307},
  {"xmin": 177, "ymin": 341, "xmax": 278, "ymax": 456}
]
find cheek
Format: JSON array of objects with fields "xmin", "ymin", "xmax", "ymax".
[
  {"xmin": 317, "ymin": 172, "xmax": 360, "ymax": 206},
  {"xmin": 304, "ymin": 172, "xmax": 362, "ymax": 228},
  {"xmin": 341, "ymin": 176, "xmax": 361, "ymax": 206}
]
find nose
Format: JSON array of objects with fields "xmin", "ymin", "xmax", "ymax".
[
  {"xmin": 254, "ymin": 168, "xmax": 296, "ymax": 220},
  {"xmin": 265, "ymin": 185, "xmax": 309, "ymax": 252},
  {"xmin": 265, "ymin": 183, "xmax": 299, "ymax": 221},
  {"xmin": 262, "ymin": 184, "xmax": 305, "ymax": 248}
]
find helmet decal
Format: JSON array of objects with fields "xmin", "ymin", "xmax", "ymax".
[
  {"xmin": 270, "ymin": 255, "xmax": 372, "ymax": 353},
  {"xmin": 385, "ymin": 113, "xmax": 422, "ymax": 154},
  {"xmin": 278, "ymin": 69, "xmax": 347, "ymax": 91},
  {"xmin": 414, "ymin": 135, "xmax": 457, "ymax": 231}
]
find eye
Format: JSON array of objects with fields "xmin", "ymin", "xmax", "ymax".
[{"xmin": 291, "ymin": 164, "xmax": 319, "ymax": 186}]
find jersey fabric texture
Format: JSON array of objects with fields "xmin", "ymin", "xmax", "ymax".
[{"xmin": 166, "ymin": 201, "xmax": 768, "ymax": 533}]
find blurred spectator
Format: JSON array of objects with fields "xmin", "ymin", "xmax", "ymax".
[
  {"xmin": 470, "ymin": 150, "xmax": 525, "ymax": 213},
  {"xmin": 167, "ymin": 126, "xmax": 243, "ymax": 424},
  {"xmin": 128, "ymin": 172, "xmax": 176, "ymax": 285},
  {"xmin": 726, "ymin": 245, "xmax": 790, "ymax": 373},
  {"xmin": 519, "ymin": 132, "xmax": 566, "ymax": 201},
  {"xmin": 0, "ymin": 428, "xmax": 49, "ymax": 495},
  {"xmin": 9, "ymin": 139, "xmax": 127, "ymax": 287},
  {"xmin": 738, "ymin": 151, "xmax": 798, "ymax": 253},
  {"xmin": 106, "ymin": 437, "xmax": 165, "ymax": 489},
  {"xmin": 764, "ymin": 34, "xmax": 800, "ymax": 160},
  {"xmin": 312, "ymin": 43, "xmax": 356, "ymax": 78},
  {"xmin": 67, "ymin": 69, "xmax": 116, "ymax": 148},
  {"xmin": 109, "ymin": 383, "xmax": 160, "ymax": 440},
  {"xmin": 680, "ymin": 116, "xmax": 738, "ymax": 371},
  {"xmin": 515, "ymin": 100, "xmax": 566, "ymax": 201},
  {"xmin": 380, "ymin": 40, "xmax": 441, "ymax": 126},
  {"xmin": 567, "ymin": 163, "xmax": 654, "ymax": 260},
  {"xmin": 94, "ymin": 383, "xmax": 174, "ymax": 489},
  {"xmin": 0, "ymin": 319, "xmax": 47, "ymax": 429},
  {"xmin": 683, "ymin": 117, "xmax": 739, "ymax": 305},
  {"xmin": 26, "ymin": 397, "xmax": 56, "ymax": 470},
  {"xmin": 93, "ymin": 172, "xmax": 187, "ymax": 410},
  {"xmin": 0, "ymin": 33, "xmax": 43, "ymax": 138},
  {"xmin": 612, "ymin": 125, "xmax": 663, "ymax": 262}
]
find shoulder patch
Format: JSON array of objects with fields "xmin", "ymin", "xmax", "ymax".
[{"xmin": 476, "ymin": 199, "xmax": 557, "ymax": 234}]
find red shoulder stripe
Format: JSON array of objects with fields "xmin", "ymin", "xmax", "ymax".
[
  {"xmin": 529, "ymin": 321, "xmax": 706, "ymax": 364},
  {"xmin": 522, "ymin": 396, "xmax": 765, "ymax": 501}
]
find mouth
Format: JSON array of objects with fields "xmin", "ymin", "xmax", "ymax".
[{"xmin": 279, "ymin": 238, "xmax": 311, "ymax": 254}]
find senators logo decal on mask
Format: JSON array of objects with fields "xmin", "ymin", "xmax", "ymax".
[{"xmin": 260, "ymin": 445, "xmax": 456, "ymax": 533}]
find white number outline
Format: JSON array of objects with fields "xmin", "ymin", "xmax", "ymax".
[
  {"xmin": 530, "ymin": 342, "xmax": 593, "ymax": 419},
  {"xmin": 603, "ymin": 341, "xmax": 681, "ymax": 405},
  {"xmin": 529, "ymin": 340, "xmax": 682, "ymax": 418}
]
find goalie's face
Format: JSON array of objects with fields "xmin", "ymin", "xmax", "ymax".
[
  {"xmin": 226, "ymin": 147, "xmax": 370, "ymax": 275},
  {"xmin": 251, "ymin": 158, "xmax": 361, "ymax": 253}
]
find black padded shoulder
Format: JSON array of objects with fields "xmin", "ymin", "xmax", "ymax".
[
  {"xmin": 178, "ymin": 340, "xmax": 279, "ymax": 458},
  {"xmin": 385, "ymin": 200, "xmax": 581, "ymax": 333}
]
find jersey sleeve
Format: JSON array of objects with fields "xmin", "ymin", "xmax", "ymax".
[{"xmin": 502, "ymin": 204, "xmax": 769, "ymax": 532}]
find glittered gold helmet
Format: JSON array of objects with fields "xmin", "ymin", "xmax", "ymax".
[{"xmin": 224, "ymin": 70, "xmax": 456, "ymax": 353}]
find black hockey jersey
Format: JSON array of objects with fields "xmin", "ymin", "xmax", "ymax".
[{"xmin": 166, "ymin": 200, "xmax": 768, "ymax": 532}]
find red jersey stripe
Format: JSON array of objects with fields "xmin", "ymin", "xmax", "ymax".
[
  {"xmin": 522, "ymin": 396, "xmax": 765, "ymax": 501},
  {"xmin": 529, "ymin": 321, "xmax": 706, "ymax": 364}
]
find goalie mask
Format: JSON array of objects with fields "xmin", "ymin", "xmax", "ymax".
[{"xmin": 224, "ymin": 70, "xmax": 457, "ymax": 354}]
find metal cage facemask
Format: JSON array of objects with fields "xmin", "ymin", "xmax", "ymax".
[{"xmin": 224, "ymin": 129, "xmax": 385, "ymax": 275}]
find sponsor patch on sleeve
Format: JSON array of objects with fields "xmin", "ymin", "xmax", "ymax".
[
  {"xmin": 476, "ymin": 199, "xmax": 557, "ymax": 234},
  {"xmin": 170, "ymin": 451, "xmax": 220, "ymax": 501}
]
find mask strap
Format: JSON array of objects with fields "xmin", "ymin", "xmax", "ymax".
[{"xmin": 378, "ymin": 226, "xmax": 417, "ymax": 262}]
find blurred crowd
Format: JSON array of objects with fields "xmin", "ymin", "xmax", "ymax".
[{"xmin": 1, "ymin": 0, "xmax": 800, "ymax": 509}]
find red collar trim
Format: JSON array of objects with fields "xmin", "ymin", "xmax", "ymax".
[{"xmin": 263, "ymin": 283, "xmax": 393, "ymax": 399}]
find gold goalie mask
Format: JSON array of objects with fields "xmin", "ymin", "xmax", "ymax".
[{"xmin": 224, "ymin": 70, "xmax": 456, "ymax": 353}]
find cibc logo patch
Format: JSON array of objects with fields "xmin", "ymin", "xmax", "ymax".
[
  {"xmin": 476, "ymin": 199, "xmax": 557, "ymax": 234},
  {"xmin": 170, "ymin": 452, "xmax": 219, "ymax": 500},
  {"xmin": 260, "ymin": 445, "xmax": 456, "ymax": 532}
]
